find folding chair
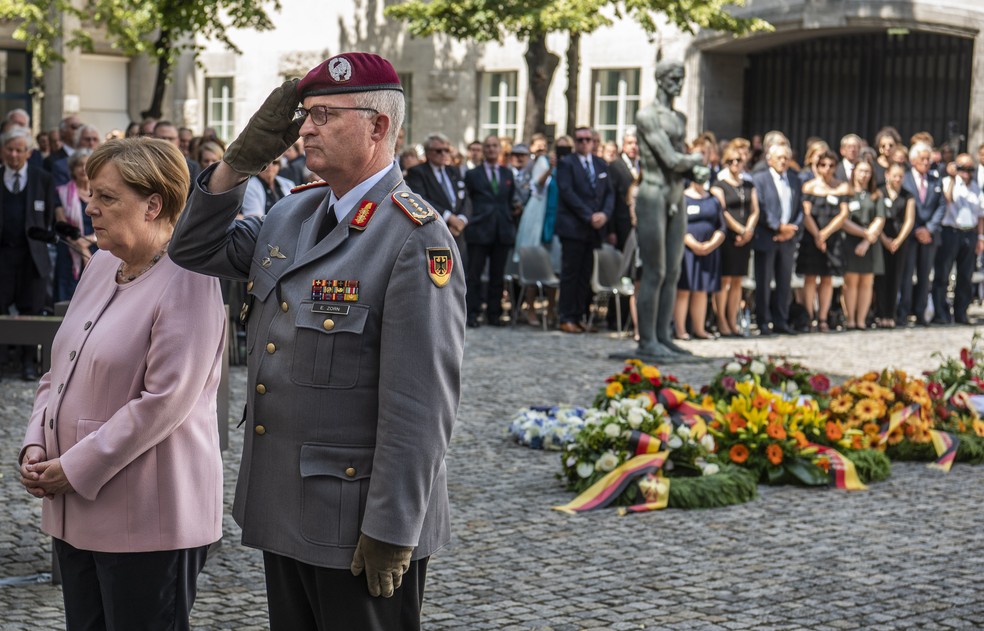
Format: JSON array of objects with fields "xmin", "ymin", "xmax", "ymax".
[
  {"xmin": 515, "ymin": 245, "xmax": 561, "ymax": 331},
  {"xmin": 588, "ymin": 245, "xmax": 636, "ymax": 336}
]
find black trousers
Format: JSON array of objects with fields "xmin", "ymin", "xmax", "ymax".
[
  {"xmin": 465, "ymin": 241, "xmax": 510, "ymax": 322},
  {"xmin": 932, "ymin": 227, "xmax": 978, "ymax": 323},
  {"xmin": 874, "ymin": 239, "xmax": 911, "ymax": 320},
  {"xmin": 753, "ymin": 240, "xmax": 796, "ymax": 329},
  {"xmin": 54, "ymin": 538, "xmax": 210, "ymax": 631},
  {"xmin": 263, "ymin": 551, "xmax": 428, "ymax": 631},
  {"xmin": 898, "ymin": 236, "xmax": 936, "ymax": 322},
  {"xmin": 558, "ymin": 238, "xmax": 594, "ymax": 324}
]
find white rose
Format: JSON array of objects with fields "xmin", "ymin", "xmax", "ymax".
[
  {"xmin": 784, "ymin": 380, "xmax": 799, "ymax": 393},
  {"xmin": 676, "ymin": 425, "xmax": 691, "ymax": 439},
  {"xmin": 604, "ymin": 423, "xmax": 621, "ymax": 438},
  {"xmin": 700, "ymin": 434, "xmax": 716, "ymax": 452},
  {"xmin": 576, "ymin": 462, "xmax": 595, "ymax": 478},
  {"xmin": 596, "ymin": 451, "xmax": 619, "ymax": 472},
  {"xmin": 725, "ymin": 362, "xmax": 742, "ymax": 374},
  {"xmin": 702, "ymin": 463, "xmax": 720, "ymax": 476},
  {"xmin": 620, "ymin": 399, "xmax": 636, "ymax": 413},
  {"xmin": 667, "ymin": 435, "xmax": 683, "ymax": 449},
  {"xmin": 608, "ymin": 403, "xmax": 619, "ymax": 416},
  {"xmin": 627, "ymin": 407, "xmax": 645, "ymax": 429},
  {"xmin": 750, "ymin": 360, "xmax": 766, "ymax": 375},
  {"xmin": 566, "ymin": 456, "xmax": 577, "ymax": 467}
]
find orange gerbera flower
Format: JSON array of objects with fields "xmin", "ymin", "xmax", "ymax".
[
  {"xmin": 974, "ymin": 419, "xmax": 984, "ymax": 438},
  {"xmin": 828, "ymin": 385, "xmax": 843, "ymax": 397},
  {"xmin": 766, "ymin": 421, "xmax": 787, "ymax": 440},
  {"xmin": 829, "ymin": 395, "xmax": 854, "ymax": 415},
  {"xmin": 816, "ymin": 455, "xmax": 831, "ymax": 473},
  {"xmin": 729, "ymin": 444, "xmax": 750, "ymax": 464},
  {"xmin": 862, "ymin": 371, "xmax": 879, "ymax": 382},
  {"xmin": 826, "ymin": 420, "xmax": 844, "ymax": 441},
  {"xmin": 727, "ymin": 412, "xmax": 747, "ymax": 433},
  {"xmin": 854, "ymin": 398, "xmax": 882, "ymax": 422},
  {"xmin": 851, "ymin": 434, "xmax": 864, "ymax": 450},
  {"xmin": 710, "ymin": 419, "xmax": 722, "ymax": 430},
  {"xmin": 752, "ymin": 394, "xmax": 770, "ymax": 409},
  {"xmin": 852, "ymin": 381, "xmax": 880, "ymax": 399},
  {"xmin": 887, "ymin": 427, "xmax": 904, "ymax": 445},
  {"xmin": 862, "ymin": 422, "xmax": 880, "ymax": 437},
  {"xmin": 793, "ymin": 431, "xmax": 809, "ymax": 448},
  {"xmin": 766, "ymin": 443, "xmax": 783, "ymax": 465}
]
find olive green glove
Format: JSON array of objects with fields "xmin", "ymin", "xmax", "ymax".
[
  {"xmin": 223, "ymin": 78, "xmax": 302, "ymax": 177},
  {"xmin": 350, "ymin": 533, "xmax": 414, "ymax": 598}
]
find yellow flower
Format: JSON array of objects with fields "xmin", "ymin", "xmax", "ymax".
[
  {"xmin": 641, "ymin": 365, "xmax": 660, "ymax": 379},
  {"xmin": 628, "ymin": 359, "xmax": 643, "ymax": 367},
  {"xmin": 851, "ymin": 381, "xmax": 880, "ymax": 399},
  {"xmin": 606, "ymin": 382, "xmax": 624, "ymax": 398},
  {"xmin": 701, "ymin": 395, "xmax": 715, "ymax": 410},
  {"xmin": 735, "ymin": 380, "xmax": 755, "ymax": 397},
  {"xmin": 974, "ymin": 419, "xmax": 984, "ymax": 437},
  {"xmin": 854, "ymin": 398, "xmax": 883, "ymax": 422},
  {"xmin": 829, "ymin": 395, "xmax": 854, "ymax": 415}
]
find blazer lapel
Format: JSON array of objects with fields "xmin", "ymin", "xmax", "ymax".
[{"xmin": 429, "ymin": 166, "xmax": 453, "ymax": 210}]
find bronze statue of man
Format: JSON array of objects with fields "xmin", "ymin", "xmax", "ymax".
[{"xmin": 634, "ymin": 59, "xmax": 707, "ymax": 357}]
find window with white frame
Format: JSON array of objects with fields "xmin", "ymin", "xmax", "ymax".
[
  {"xmin": 479, "ymin": 71, "xmax": 519, "ymax": 140},
  {"xmin": 592, "ymin": 69, "xmax": 641, "ymax": 143},
  {"xmin": 206, "ymin": 77, "xmax": 234, "ymax": 144}
]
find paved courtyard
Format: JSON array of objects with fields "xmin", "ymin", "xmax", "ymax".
[{"xmin": 2, "ymin": 318, "xmax": 984, "ymax": 630}]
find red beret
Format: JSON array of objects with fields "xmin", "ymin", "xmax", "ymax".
[{"xmin": 297, "ymin": 52, "xmax": 403, "ymax": 98}]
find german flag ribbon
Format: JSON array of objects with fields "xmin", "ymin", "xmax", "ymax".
[
  {"xmin": 657, "ymin": 388, "xmax": 711, "ymax": 439},
  {"xmin": 806, "ymin": 443, "xmax": 867, "ymax": 491},
  {"xmin": 927, "ymin": 430, "xmax": 959, "ymax": 472},
  {"xmin": 617, "ymin": 473, "xmax": 670, "ymax": 515},
  {"xmin": 627, "ymin": 430, "xmax": 662, "ymax": 455},
  {"xmin": 553, "ymin": 451, "xmax": 669, "ymax": 514},
  {"xmin": 878, "ymin": 404, "xmax": 920, "ymax": 445}
]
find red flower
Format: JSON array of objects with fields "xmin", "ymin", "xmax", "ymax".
[
  {"xmin": 936, "ymin": 405, "xmax": 950, "ymax": 420},
  {"xmin": 809, "ymin": 374, "xmax": 831, "ymax": 393},
  {"xmin": 736, "ymin": 354, "xmax": 751, "ymax": 363},
  {"xmin": 605, "ymin": 376, "xmax": 615, "ymax": 383},
  {"xmin": 667, "ymin": 375, "xmax": 678, "ymax": 383},
  {"xmin": 769, "ymin": 372, "xmax": 781, "ymax": 384},
  {"xmin": 629, "ymin": 372, "xmax": 642, "ymax": 384},
  {"xmin": 721, "ymin": 376, "xmax": 736, "ymax": 391},
  {"xmin": 961, "ymin": 348, "xmax": 975, "ymax": 369},
  {"xmin": 776, "ymin": 365, "xmax": 795, "ymax": 377},
  {"xmin": 927, "ymin": 381, "xmax": 944, "ymax": 399}
]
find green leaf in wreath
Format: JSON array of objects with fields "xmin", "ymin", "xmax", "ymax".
[{"xmin": 785, "ymin": 458, "xmax": 830, "ymax": 486}]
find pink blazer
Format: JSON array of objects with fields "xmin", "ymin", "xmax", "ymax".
[{"xmin": 21, "ymin": 250, "xmax": 226, "ymax": 552}]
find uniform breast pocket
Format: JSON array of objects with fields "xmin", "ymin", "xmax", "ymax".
[
  {"xmin": 299, "ymin": 443, "xmax": 373, "ymax": 546},
  {"xmin": 290, "ymin": 303, "xmax": 369, "ymax": 388},
  {"xmin": 245, "ymin": 269, "xmax": 277, "ymax": 355}
]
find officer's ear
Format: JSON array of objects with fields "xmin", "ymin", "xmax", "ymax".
[{"xmin": 370, "ymin": 112, "xmax": 391, "ymax": 145}]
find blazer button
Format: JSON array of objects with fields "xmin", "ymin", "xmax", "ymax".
[
  {"xmin": 281, "ymin": 301, "xmax": 289, "ymax": 312},
  {"xmin": 57, "ymin": 383, "xmax": 64, "ymax": 394},
  {"xmin": 84, "ymin": 321, "xmax": 92, "ymax": 330},
  {"xmin": 345, "ymin": 467, "xmax": 356, "ymax": 477},
  {"xmin": 322, "ymin": 319, "xmax": 335, "ymax": 331},
  {"xmin": 256, "ymin": 383, "xmax": 267, "ymax": 394},
  {"xmin": 246, "ymin": 279, "xmax": 254, "ymax": 291},
  {"xmin": 255, "ymin": 425, "xmax": 266, "ymax": 435},
  {"xmin": 49, "ymin": 419, "xmax": 53, "ymax": 429},
  {"xmin": 69, "ymin": 350, "xmax": 76, "ymax": 361},
  {"xmin": 266, "ymin": 342, "xmax": 276, "ymax": 354}
]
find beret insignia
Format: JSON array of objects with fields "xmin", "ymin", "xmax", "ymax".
[{"xmin": 392, "ymin": 191, "xmax": 436, "ymax": 226}]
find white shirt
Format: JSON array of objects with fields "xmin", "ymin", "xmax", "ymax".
[
  {"xmin": 942, "ymin": 176, "xmax": 984, "ymax": 230},
  {"xmin": 430, "ymin": 163, "xmax": 467, "ymax": 224},
  {"xmin": 769, "ymin": 167, "xmax": 792, "ymax": 224},
  {"xmin": 4, "ymin": 164, "xmax": 27, "ymax": 193},
  {"xmin": 328, "ymin": 160, "xmax": 397, "ymax": 222},
  {"xmin": 841, "ymin": 158, "xmax": 854, "ymax": 182},
  {"xmin": 977, "ymin": 164, "xmax": 984, "ymax": 190}
]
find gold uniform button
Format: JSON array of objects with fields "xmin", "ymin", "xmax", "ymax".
[
  {"xmin": 345, "ymin": 467, "xmax": 357, "ymax": 477},
  {"xmin": 255, "ymin": 425, "xmax": 266, "ymax": 435},
  {"xmin": 84, "ymin": 321, "xmax": 92, "ymax": 330},
  {"xmin": 281, "ymin": 301, "xmax": 289, "ymax": 312},
  {"xmin": 266, "ymin": 342, "xmax": 276, "ymax": 354},
  {"xmin": 256, "ymin": 383, "xmax": 267, "ymax": 394},
  {"xmin": 322, "ymin": 319, "xmax": 335, "ymax": 331},
  {"xmin": 246, "ymin": 279, "xmax": 254, "ymax": 291}
]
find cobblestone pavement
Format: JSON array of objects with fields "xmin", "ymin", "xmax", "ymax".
[{"xmin": 2, "ymin": 316, "xmax": 984, "ymax": 630}]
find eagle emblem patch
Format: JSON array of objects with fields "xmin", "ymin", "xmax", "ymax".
[{"xmin": 426, "ymin": 247, "xmax": 453, "ymax": 288}]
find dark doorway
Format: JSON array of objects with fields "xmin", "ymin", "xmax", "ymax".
[{"xmin": 743, "ymin": 31, "xmax": 973, "ymax": 154}]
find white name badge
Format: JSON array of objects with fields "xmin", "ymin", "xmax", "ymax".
[
  {"xmin": 884, "ymin": 198, "xmax": 893, "ymax": 208},
  {"xmin": 687, "ymin": 204, "xmax": 701, "ymax": 215},
  {"xmin": 826, "ymin": 194, "xmax": 839, "ymax": 205},
  {"xmin": 849, "ymin": 200, "xmax": 861, "ymax": 212},
  {"xmin": 34, "ymin": 201, "xmax": 45, "ymax": 212}
]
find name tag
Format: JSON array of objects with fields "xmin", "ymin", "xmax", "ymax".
[
  {"xmin": 34, "ymin": 201, "xmax": 45, "ymax": 212},
  {"xmin": 312, "ymin": 303, "xmax": 350, "ymax": 315},
  {"xmin": 598, "ymin": 172, "xmax": 607, "ymax": 179},
  {"xmin": 849, "ymin": 200, "xmax": 861, "ymax": 212},
  {"xmin": 884, "ymin": 198, "xmax": 893, "ymax": 208},
  {"xmin": 687, "ymin": 204, "xmax": 701, "ymax": 215},
  {"xmin": 826, "ymin": 195, "xmax": 839, "ymax": 205}
]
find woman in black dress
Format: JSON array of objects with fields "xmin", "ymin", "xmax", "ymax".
[
  {"xmin": 873, "ymin": 163, "xmax": 916, "ymax": 328},
  {"xmin": 798, "ymin": 150, "xmax": 850, "ymax": 332},
  {"xmin": 675, "ymin": 175, "xmax": 725, "ymax": 340},
  {"xmin": 872, "ymin": 127, "xmax": 901, "ymax": 188},
  {"xmin": 710, "ymin": 144, "xmax": 758, "ymax": 337},
  {"xmin": 841, "ymin": 160, "xmax": 884, "ymax": 329}
]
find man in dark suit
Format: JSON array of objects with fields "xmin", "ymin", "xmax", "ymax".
[
  {"xmin": 899, "ymin": 142, "xmax": 946, "ymax": 325},
  {"xmin": 42, "ymin": 115, "xmax": 80, "ymax": 186},
  {"xmin": 0, "ymin": 127, "xmax": 57, "ymax": 379},
  {"xmin": 751, "ymin": 143, "xmax": 802, "ymax": 335},
  {"xmin": 463, "ymin": 135, "xmax": 519, "ymax": 327},
  {"xmin": 555, "ymin": 126, "xmax": 614, "ymax": 333},
  {"xmin": 607, "ymin": 133, "xmax": 640, "ymax": 251},
  {"xmin": 834, "ymin": 133, "xmax": 861, "ymax": 183},
  {"xmin": 405, "ymin": 132, "xmax": 470, "ymax": 266}
]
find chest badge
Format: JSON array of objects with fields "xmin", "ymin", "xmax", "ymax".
[
  {"xmin": 267, "ymin": 244, "xmax": 288, "ymax": 259},
  {"xmin": 426, "ymin": 247, "xmax": 453, "ymax": 288},
  {"xmin": 312, "ymin": 279, "xmax": 360, "ymax": 302}
]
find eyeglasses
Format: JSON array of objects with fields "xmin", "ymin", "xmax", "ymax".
[
  {"xmin": 575, "ymin": 137, "xmax": 593, "ymax": 143},
  {"xmin": 293, "ymin": 105, "xmax": 378, "ymax": 126},
  {"xmin": 726, "ymin": 158, "xmax": 742, "ymax": 165},
  {"xmin": 428, "ymin": 147, "xmax": 450, "ymax": 154},
  {"xmin": 957, "ymin": 165, "xmax": 975, "ymax": 172},
  {"xmin": 817, "ymin": 162, "xmax": 834, "ymax": 169}
]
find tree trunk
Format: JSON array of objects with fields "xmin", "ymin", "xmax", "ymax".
[
  {"xmin": 141, "ymin": 28, "xmax": 172, "ymax": 120},
  {"xmin": 565, "ymin": 31, "xmax": 581, "ymax": 137},
  {"xmin": 523, "ymin": 33, "xmax": 559, "ymax": 140}
]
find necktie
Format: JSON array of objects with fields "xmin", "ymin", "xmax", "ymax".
[
  {"xmin": 11, "ymin": 173, "xmax": 20, "ymax": 194},
  {"xmin": 316, "ymin": 204, "xmax": 338, "ymax": 242},
  {"xmin": 778, "ymin": 174, "xmax": 791, "ymax": 224},
  {"xmin": 439, "ymin": 169, "xmax": 455, "ymax": 207},
  {"xmin": 489, "ymin": 166, "xmax": 499, "ymax": 195},
  {"xmin": 919, "ymin": 175, "xmax": 927, "ymax": 203},
  {"xmin": 584, "ymin": 157, "xmax": 596, "ymax": 188}
]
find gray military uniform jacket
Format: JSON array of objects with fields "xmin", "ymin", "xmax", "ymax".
[{"xmin": 170, "ymin": 163, "xmax": 465, "ymax": 569}]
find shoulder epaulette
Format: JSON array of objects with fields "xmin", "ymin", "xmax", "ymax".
[
  {"xmin": 290, "ymin": 180, "xmax": 329, "ymax": 194},
  {"xmin": 392, "ymin": 191, "xmax": 436, "ymax": 226}
]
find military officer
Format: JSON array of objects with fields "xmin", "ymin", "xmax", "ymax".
[{"xmin": 169, "ymin": 52, "xmax": 465, "ymax": 631}]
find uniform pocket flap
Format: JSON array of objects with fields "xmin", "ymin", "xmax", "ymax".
[
  {"xmin": 295, "ymin": 303, "xmax": 369, "ymax": 335},
  {"xmin": 247, "ymin": 267, "xmax": 277, "ymax": 301},
  {"xmin": 299, "ymin": 443, "xmax": 373, "ymax": 480}
]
